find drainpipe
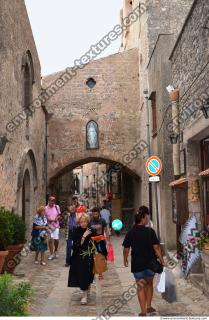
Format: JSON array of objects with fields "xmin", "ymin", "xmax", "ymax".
[
  {"xmin": 144, "ymin": 90, "xmax": 153, "ymax": 218},
  {"xmin": 169, "ymin": 89, "xmax": 180, "ymax": 179},
  {"xmin": 42, "ymin": 104, "xmax": 53, "ymax": 203}
]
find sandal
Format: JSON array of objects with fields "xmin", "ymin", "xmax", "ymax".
[
  {"xmin": 147, "ymin": 307, "xmax": 156, "ymax": 313},
  {"xmin": 98, "ymin": 274, "xmax": 104, "ymax": 280},
  {"xmin": 40, "ymin": 261, "xmax": 46, "ymax": 266}
]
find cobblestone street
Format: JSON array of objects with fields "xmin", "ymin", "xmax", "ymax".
[{"xmin": 15, "ymin": 233, "xmax": 209, "ymax": 317}]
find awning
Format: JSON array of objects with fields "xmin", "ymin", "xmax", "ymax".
[
  {"xmin": 199, "ymin": 168, "xmax": 209, "ymax": 177},
  {"xmin": 169, "ymin": 177, "xmax": 187, "ymax": 187}
]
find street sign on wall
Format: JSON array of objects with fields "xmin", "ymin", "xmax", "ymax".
[
  {"xmin": 145, "ymin": 156, "xmax": 162, "ymax": 176},
  {"xmin": 149, "ymin": 175, "xmax": 160, "ymax": 182}
]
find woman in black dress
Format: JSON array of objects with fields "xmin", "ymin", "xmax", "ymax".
[{"xmin": 68, "ymin": 213, "xmax": 96, "ymax": 305}]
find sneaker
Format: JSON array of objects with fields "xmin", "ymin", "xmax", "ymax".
[
  {"xmin": 81, "ymin": 291, "xmax": 88, "ymax": 305},
  {"xmin": 40, "ymin": 261, "xmax": 46, "ymax": 266},
  {"xmin": 34, "ymin": 260, "xmax": 39, "ymax": 265},
  {"xmin": 48, "ymin": 254, "xmax": 55, "ymax": 260},
  {"xmin": 54, "ymin": 251, "xmax": 59, "ymax": 259}
]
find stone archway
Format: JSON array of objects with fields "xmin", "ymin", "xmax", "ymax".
[
  {"xmin": 49, "ymin": 157, "xmax": 142, "ymax": 230},
  {"xmin": 17, "ymin": 149, "xmax": 38, "ymax": 235}
]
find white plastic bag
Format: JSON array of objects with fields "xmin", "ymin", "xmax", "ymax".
[
  {"xmin": 162, "ymin": 269, "xmax": 177, "ymax": 303},
  {"xmin": 156, "ymin": 269, "xmax": 165, "ymax": 293}
]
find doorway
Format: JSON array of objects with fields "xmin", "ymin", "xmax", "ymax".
[
  {"xmin": 172, "ymin": 182, "xmax": 189, "ymax": 257},
  {"xmin": 22, "ymin": 170, "xmax": 31, "ymax": 225}
]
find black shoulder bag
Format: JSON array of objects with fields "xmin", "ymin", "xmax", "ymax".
[{"xmin": 147, "ymin": 228, "xmax": 163, "ymax": 274}]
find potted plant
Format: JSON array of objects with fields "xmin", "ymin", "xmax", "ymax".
[
  {"xmin": 0, "ymin": 208, "xmax": 13, "ymax": 273},
  {"xmin": 198, "ymin": 233, "xmax": 209, "ymax": 251},
  {"xmin": 0, "ymin": 273, "xmax": 33, "ymax": 316},
  {"xmin": 4, "ymin": 212, "xmax": 26, "ymax": 273}
]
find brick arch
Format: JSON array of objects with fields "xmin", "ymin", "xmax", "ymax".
[
  {"xmin": 44, "ymin": 49, "xmax": 144, "ymax": 185},
  {"xmin": 17, "ymin": 148, "xmax": 38, "ymax": 191},
  {"xmin": 49, "ymin": 156, "xmax": 141, "ymax": 184}
]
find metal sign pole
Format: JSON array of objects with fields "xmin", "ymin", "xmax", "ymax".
[
  {"xmin": 146, "ymin": 156, "xmax": 162, "ymax": 240},
  {"xmin": 154, "ymin": 182, "xmax": 160, "ymax": 240}
]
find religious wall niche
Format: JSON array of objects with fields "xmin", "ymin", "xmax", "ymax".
[{"xmin": 86, "ymin": 120, "xmax": 99, "ymax": 149}]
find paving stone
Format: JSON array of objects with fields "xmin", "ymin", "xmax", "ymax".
[{"xmin": 13, "ymin": 233, "xmax": 209, "ymax": 316}]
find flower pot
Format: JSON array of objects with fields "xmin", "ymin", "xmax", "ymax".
[
  {"xmin": 3, "ymin": 244, "xmax": 24, "ymax": 273},
  {"xmin": 169, "ymin": 89, "xmax": 179, "ymax": 102},
  {"xmin": 0, "ymin": 251, "xmax": 9, "ymax": 274},
  {"xmin": 203, "ymin": 242, "xmax": 209, "ymax": 250}
]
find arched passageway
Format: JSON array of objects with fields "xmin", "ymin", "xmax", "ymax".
[{"xmin": 49, "ymin": 157, "xmax": 141, "ymax": 231}]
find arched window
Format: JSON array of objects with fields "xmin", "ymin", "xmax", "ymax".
[
  {"xmin": 86, "ymin": 121, "xmax": 99, "ymax": 149},
  {"xmin": 22, "ymin": 51, "xmax": 34, "ymax": 111}
]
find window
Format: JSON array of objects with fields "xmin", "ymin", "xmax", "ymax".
[
  {"xmin": 86, "ymin": 121, "xmax": 99, "ymax": 149},
  {"xmin": 22, "ymin": 51, "xmax": 34, "ymax": 111},
  {"xmin": 150, "ymin": 92, "xmax": 157, "ymax": 136},
  {"xmin": 86, "ymin": 78, "xmax": 96, "ymax": 89},
  {"xmin": 201, "ymin": 137, "xmax": 209, "ymax": 170},
  {"xmin": 203, "ymin": 179, "xmax": 209, "ymax": 227},
  {"xmin": 200, "ymin": 137, "xmax": 209, "ymax": 228}
]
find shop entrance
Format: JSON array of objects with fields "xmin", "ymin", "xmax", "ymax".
[{"xmin": 172, "ymin": 182, "xmax": 189, "ymax": 257}]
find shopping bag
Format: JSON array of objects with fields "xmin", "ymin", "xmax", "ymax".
[
  {"xmin": 162, "ymin": 270, "xmax": 177, "ymax": 303},
  {"xmin": 156, "ymin": 269, "xmax": 165, "ymax": 293},
  {"xmin": 93, "ymin": 253, "xmax": 108, "ymax": 274},
  {"xmin": 107, "ymin": 241, "xmax": 114, "ymax": 262}
]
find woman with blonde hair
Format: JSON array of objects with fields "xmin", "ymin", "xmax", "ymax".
[
  {"xmin": 68, "ymin": 213, "xmax": 96, "ymax": 305},
  {"xmin": 31, "ymin": 206, "xmax": 49, "ymax": 265}
]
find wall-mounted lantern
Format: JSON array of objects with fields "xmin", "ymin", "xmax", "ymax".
[{"xmin": 169, "ymin": 133, "xmax": 179, "ymax": 145}]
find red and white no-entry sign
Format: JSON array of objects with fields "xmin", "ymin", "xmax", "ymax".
[{"xmin": 145, "ymin": 156, "xmax": 162, "ymax": 176}]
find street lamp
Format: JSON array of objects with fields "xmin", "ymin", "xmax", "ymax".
[
  {"xmin": 169, "ymin": 132, "xmax": 179, "ymax": 144},
  {"xmin": 201, "ymin": 99, "xmax": 209, "ymax": 119}
]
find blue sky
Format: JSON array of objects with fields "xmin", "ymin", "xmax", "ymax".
[{"xmin": 25, "ymin": 0, "xmax": 123, "ymax": 76}]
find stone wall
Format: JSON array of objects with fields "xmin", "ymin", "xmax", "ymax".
[
  {"xmin": 170, "ymin": 0, "xmax": 209, "ymax": 222},
  {"xmin": 171, "ymin": 0, "xmax": 209, "ymax": 134},
  {"xmin": 147, "ymin": 34, "xmax": 175, "ymax": 248},
  {"xmin": 120, "ymin": 0, "xmax": 194, "ymax": 208},
  {"xmin": 43, "ymin": 49, "xmax": 144, "ymax": 182},
  {"xmin": 0, "ymin": 0, "xmax": 46, "ymax": 232}
]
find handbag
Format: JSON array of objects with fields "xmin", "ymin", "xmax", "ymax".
[
  {"xmin": 147, "ymin": 228, "xmax": 163, "ymax": 274},
  {"xmin": 107, "ymin": 241, "xmax": 114, "ymax": 262},
  {"xmin": 93, "ymin": 252, "xmax": 108, "ymax": 274}
]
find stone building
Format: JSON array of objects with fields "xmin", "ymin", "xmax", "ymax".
[
  {"xmin": 73, "ymin": 163, "xmax": 108, "ymax": 209},
  {"xmin": 169, "ymin": 0, "xmax": 209, "ymax": 295},
  {"xmin": 120, "ymin": 0, "xmax": 194, "ymax": 249},
  {"xmin": 147, "ymin": 34, "xmax": 175, "ymax": 249},
  {"xmin": 43, "ymin": 48, "xmax": 146, "ymax": 229},
  {"xmin": 0, "ymin": 0, "xmax": 46, "ymax": 233}
]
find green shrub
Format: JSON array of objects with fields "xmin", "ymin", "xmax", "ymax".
[
  {"xmin": 10, "ymin": 213, "xmax": 26, "ymax": 245},
  {"xmin": 0, "ymin": 208, "xmax": 14, "ymax": 250},
  {"xmin": 0, "ymin": 273, "xmax": 34, "ymax": 316},
  {"xmin": 0, "ymin": 208, "xmax": 26, "ymax": 250}
]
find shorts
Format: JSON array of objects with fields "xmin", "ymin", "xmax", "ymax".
[
  {"xmin": 50, "ymin": 228, "xmax": 60, "ymax": 240},
  {"xmin": 133, "ymin": 269, "xmax": 155, "ymax": 280}
]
